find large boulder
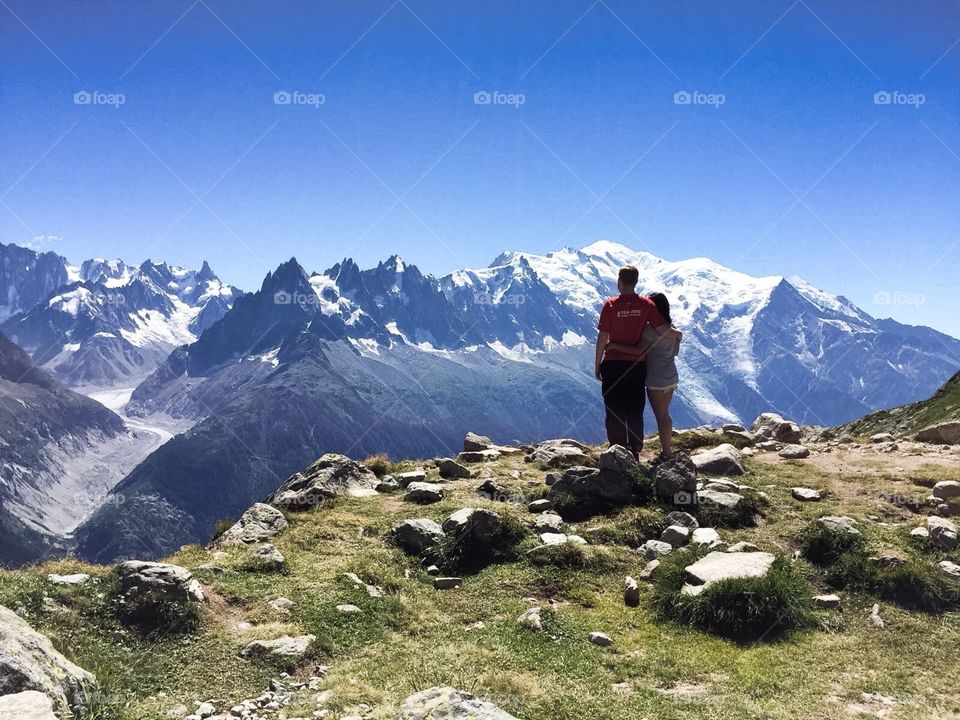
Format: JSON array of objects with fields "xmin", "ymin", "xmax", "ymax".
[
  {"xmin": 0, "ymin": 606, "xmax": 99, "ymax": 718},
  {"xmin": 267, "ymin": 454, "xmax": 378, "ymax": 509},
  {"xmin": 547, "ymin": 466, "xmax": 635, "ymax": 516},
  {"xmin": 115, "ymin": 561, "xmax": 204, "ymax": 605},
  {"xmin": 932, "ymin": 481, "xmax": 960, "ymax": 501},
  {"xmin": 525, "ymin": 439, "xmax": 594, "ymax": 469},
  {"xmin": 395, "ymin": 686, "xmax": 518, "ymax": 719},
  {"xmin": 916, "ymin": 421, "xmax": 960, "ymax": 445},
  {"xmin": 652, "ymin": 452, "xmax": 698, "ymax": 503},
  {"xmin": 681, "ymin": 551, "xmax": 776, "ymax": 596},
  {"xmin": 691, "ymin": 444, "xmax": 744, "ymax": 476},
  {"xmin": 0, "ymin": 691, "xmax": 58, "ymax": 720},
  {"xmin": 751, "ymin": 413, "xmax": 802, "ymax": 444},
  {"xmin": 392, "ymin": 519, "xmax": 445, "ymax": 554},
  {"xmin": 212, "ymin": 503, "xmax": 288, "ymax": 547},
  {"xmin": 463, "ymin": 432, "xmax": 493, "ymax": 451}
]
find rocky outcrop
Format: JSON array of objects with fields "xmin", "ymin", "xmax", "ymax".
[
  {"xmin": 915, "ymin": 421, "xmax": 960, "ymax": 444},
  {"xmin": 394, "ymin": 686, "xmax": 518, "ymax": 719},
  {"xmin": 212, "ymin": 503, "xmax": 289, "ymax": 547},
  {"xmin": 525, "ymin": 439, "xmax": 594, "ymax": 469},
  {"xmin": 0, "ymin": 690, "xmax": 59, "ymax": 720},
  {"xmin": 267, "ymin": 454, "xmax": 378, "ymax": 510},
  {"xmin": 0, "ymin": 606, "xmax": 98, "ymax": 718}
]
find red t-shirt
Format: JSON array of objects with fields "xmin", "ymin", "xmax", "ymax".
[{"xmin": 598, "ymin": 293, "xmax": 666, "ymax": 361}]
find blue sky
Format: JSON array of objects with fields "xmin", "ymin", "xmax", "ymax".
[{"xmin": 1, "ymin": 0, "xmax": 959, "ymax": 335}]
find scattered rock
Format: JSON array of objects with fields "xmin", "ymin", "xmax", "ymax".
[
  {"xmin": 394, "ymin": 686, "xmax": 519, "ymax": 719},
  {"xmin": 661, "ymin": 525, "xmax": 691, "ymax": 547},
  {"xmin": 525, "ymin": 439, "xmax": 595, "ymax": 468},
  {"xmin": 696, "ymin": 488, "xmax": 742, "ymax": 509},
  {"xmin": 640, "ymin": 539, "xmax": 673, "ymax": 559},
  {"xmin": 691, "ymin": 444, "xmax": 744, "ymax": 476},
  {"xmin": 547, "ymin": 466, "xmax": 635, "ymax": 515},
  {"xmin": 638, "ymin": 559, "xmax": 660, "ymax": 578},
  {"xmin": 392, "ymin": 519, "xmax": 445, "ymax": 554},
  {"xmin": 779, "ymin": 444, "xmax": 811, "ymax": 459},
  {"xmin": 598, "ymin": 444, "xmax": 639, "ymax": 474},
  {"xmin": 869, "ymin": 603, "xmax": 884, "ymax": 628},
  {"xmin": 910, "ymin": 526, "xmax": 930, "ymax": 540},
  {"xmin": 0, "ymin": 691, "xmax": 58, "ymax": 720},
  {"xmin": 702, "ymin": 478, "xmax": 741, "ymax": 492},
  {"xmin": 438, "ymin": 458, "xmax": 472, "ymax": 479},
  {"xmin": 0, "ymin": 606, "xmax": 99, "ymax": 718},
  {"xmin": 212, "ymin": 503, "xmax": 289, "ymax": 547},
  {"xmin": 915, "ymin": 421, "xmax": 960, "ymax": 445},
  {"xmin": 240, "ymin": 635, "xmax": 315, "ymax": 662},
  {"xmin": 927, "ymin": 516, "xmax": 958, "ymax": 550},
  {"xmin": 463, "ymin": 432, "xmax": 493, "ymax": 451},
  {"xmin": 751, "ymin": 413, "xmax": 802, "ymax": 444},
  {"xmin": 680, "ymin": 551, "xmax": 776, "ymax": 596},
  {"xmin": 939, "ymin": 560, "xmax": 960, "ymax": 577},
  {"xmin": 652, "ymin": 452, "xmax": 698, "ymax": 503},
  {"xmin": 726, "ymin": 541, "xmax": 760, "ymax": 552},
  {"xmin": 343, "ymin": 572, "xmax": 384, "ymax": 598},
  {"xmin": 475, "ymin": 479, "xmax": 510, "ymax": 502},
  {"xmin": 268, "ymin": 597, "xmax": 295, "ymax": 614},
  {"xmin": 442, "ymin": 508, "xmax": 478, "ymax": 533},
  {"xmin": 932, "ymin": 480, "xmax": 960, "ymax": 500},
  {"xmin": 792, "ymin": 487, "xmax": 822, "ymax": 501},
  {"xmin": 528, "ymin": 499, "xmax": 553, "ymax": 513},
  {"xmin": 587, "ymin": 631, "xmax": 613, "ymax": 646},
  {"xmin": 665, "ymin": 510, "xmax": 698, "ymax": 529},
  {"xmin": 397, "ymin": 469, "xmax": 427, "ymax": 485},
  {"xmin": 544, "ymin": 472, "xmax": 561, "ymax": 487},
  {"xmin": 690, "ymin": 527, "xmax": 721, "ymax": 545},
  {"xmin": 623, "ymin": 576, "xmax": 640, "ymax": 606},
  {"xmin": 517, "ymin": 607, "xmax": 543, "ymax": 631},
  {"xmin": 722, "ymin": 423, "xmax": 745, "ymax": 433},
  {"xmin": 870, "ymin": 433, "xmax": 895, "ymax": 443},
  {"xmin": 268, "ymin": 454, "xmax": 378, "ymax": 509},
  {"xmin": 336, "ymin": 604, "xmax": 362, "ymax": 614},
  {"xmin": 756, "ymin": 440, "xmax": 781, "ymax": 451},
  {"xmin": 540, "ymin": 532, "xmax": 586, "ymax": 546},
  {"xmin": 404, "ymin": 482, "xmax": 445, "ymax": 504},
  {"xmin": 457, "ymin": 449, "xmax": 502, "ymax": 463},
  {"xmin": 115, "ymin": 560, "xmax": 204, "ymax": 605},
  {"xmin": 817, "ymin": 516, "xmax": 860, "ymax": 536},
  {"xmin": 532, "ymin": 513, "xmax": 564, "ymax": 533},
  {"xmin": 434, "ymin": 577, "xmax": 463, "ymax": 590},
  {"xmin": 249, "ymin": 544, "xmax": 285, "ymax": 571},
  {"xmin": 376, "ymin": 476, "xmax": 400, "ymax": 492},
  {"xmin": 814, "ymin": 594, "xmax": 841, "ymax": 609},
  {"xmin": 46, "ymin": 573, "xmax": 91, "ymax": 586}
]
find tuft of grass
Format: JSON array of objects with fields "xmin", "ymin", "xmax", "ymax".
[
  {"xmin": 825, "ymin": 551, "xmax": 960, "ymax": 612},
  {"xmin": 626, "ymin": 469, "xmax": 656, "ymax": 506},
  {"xmin": 584, "ymin": 507, "xmax": 666, "ymax": 548},
  {"xmin": 651, "ymin": 549, "xmax": 815, "ymax": 642},
  {"xmin": 689, "ymin": 488, "xmax": 768, "ymax": 529},
  {"xmin": 435, "ymin": 512, "xmax": 529, "ymax": 574},
  {"xmin": 362, "ymin": 453, "xmax": 393, "ymax": 477},
  {"xmin": 798, "ymin": 520, "xmax": 867, "ymax": 565},
  {"xmin": 525, "ymin": 543, "xmax": 629, "ymax": 573},
  {"xmin": 211, "ymin": 518, "xmax": 235, "ymax": 542}
]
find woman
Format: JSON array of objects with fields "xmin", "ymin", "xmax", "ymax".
[{"xmin": 605, "ymin": 291, "xmax": 679, "ymax": 461}]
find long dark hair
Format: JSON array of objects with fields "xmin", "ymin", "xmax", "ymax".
[{"xmin": 649, "ymin": 292, "xmax": 671, "ymax": 325}]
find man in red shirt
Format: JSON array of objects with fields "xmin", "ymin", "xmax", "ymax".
[{"xmin": 594, "ymin": 265, "xmax": 678, "ymax": 458}]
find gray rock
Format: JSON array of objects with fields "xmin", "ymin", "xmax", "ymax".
[
  {"xmin": 640, "ymin": 539, "xmax": 673, "ymax": 559},
  {"xmin": 696, "ymin": 488, "xmax": 742, "ymax": 509},
  {"xmin": 927, "ymin": 516, "xmax": 958, "ymax": 550},
  {"xmin": 681, "ymin": 551, "xmax": 776, "ymax": 596},
  {"xmin": 939, "ymin": 560, "xmax": 960, "ymax": 577},
  {"xmin": 343, "ymin": 572, "xmax": 384, "ymax": 598},
  {"xmin": 268, "ymin": 454, "xmax": 378, "ymax": 509},
  {"xmin": 457, "ymin": 449, "xmax": 502, "ymax": 463},
  {"xmin": 404, "ymin": 482, "xmax": 445, "ymax": 504},
  {"xmin": 726, "ymin": 541, "xmax": 760, "ymax": 552},
  {"xmin": 438, "ymin": 458, "xmax": 472, "ymax": 479},
  {"xmin": 910, "ymin": 526, "xmax": 930, "ymax": 539},
  {"xmin": 544, "ymin": 472, "xmax": 561, "ymax": 487},
  {"xmin": 661, "ymin": 525, "xmax": 691, "ymax": 547},
  {"xmin": 268, "ymin": 597, "xmax": 295, "ymax": 614},
  {"xmin": 240, "ymin": 635, "xmax": 315, "ymax": 661},
  {"xmin": 540, "ymin": 532, "xmax": 584, "ymax": 546},
  {"xmin": 115, "ymin": 560, "xmax": 204, "ymax": 605},
  {"xmin": 547, "ymin": 466, "xmax": 635, "ymax": 514},
  {"xmin": 392, "ymin": 519, "xmax": 445, "ymax": 554},
  {"xmin": 475, "ymin": 479, "xmax": 510, "ymax": 502},
  {"xmin": 532, "ymin": 513, "xmax": 564, "ymax": 533},
  {"xmin": 932, "ymin": 481, "xmax": 960, "ymax": 500},
  {"xmin": 792, "ymin": 487, "xmax": 822, "ymax": 501},
  {"xmin": 0, "ymin": 691, "xmax": 58, "ymax": 720},
  {"xmin": 623, "ymin": 576, "xmax": 640, "ymax": 607},
  {"xmin": 525, "ymin": 440, "xmax": 594, "ymax": 469},
  {"xmin": 756, "ymin": 440, "xmax": 781, "ymax": 451},
  {"xmin": 817, "ymin": 515, "xmax": 860, "ymax": 535},
  {"xmin": 665, "ymin": 510, "xmax": 698, "ymax": 529},
  {"xmin": 702, "ymin": 478, "xmax": 741, "ymax": 493},
  {"xmin": 598, "ymin": 444, "xmax": 640, "ymax": 474},
  {"xmin": 0, "ymin": 607, "xmax": 99, "ymax": 718},
  {"xmin": 779, "ymin": 444, "xmax": 811, "ymax": 459},
  {"xmin": 638, "ymin": 559, "xmax": 660, "ymax": 578},
  {"xmin": 336, "ymin": 604, "xmax": 362, "ymax": 614},
  {"xmin": 751, "ymin": 413, "xmax": 802, "ymax": 444},
  {"xmin": 397, "ymin": 469, "xmax": 428, "ymax": 485},
  {"xmin": 249, "ymin": 544, "xmax": 286, "ymax": 570},
  {"xmin": 528, "ymin": 499, "xmax": 553, "ymax": 513},
  {"xmin": 376, "ymin": 476, "xmax": 400, "ymax": 492},
  {"xmin": 690, "ymin": 527, "xmax": 721, "ymax": 545},
  {"xmin": 394, "ymin": 686, "xmax": 518, "ymax": 719},
  {"xmin": 517, "ymin": 607, "xmax": 543, "ymax": 631},
  {"xmin": 442, "ymin": 508, "xmax": 478, "ymax": 533},
  {"xmin": 691, "ymin": 444, "xmax": 744, "ymax": 476},
  {"xmin": 652, "ymin": 452, "xmax": 698, "ymax": 503},
  {"xmin": 46, "ymin": 573, "xmax": 91, "ymax": 586},
  {"xmin": 870, "ymin": 432, "xmax": 895, "ymax": 443},
  {"xmin": 463, "ymin": 432, "xmax": 493, "ymax": 451},
  {"xmin": 814, "ymin": 594, "xmax": 841, "ymax": 609},
  {"xmin": 213, "ymin": 503, "xmax": 289, "ymax": 547},
  {"xmin": 722, "ymin": 423, "xmax": 746, "ymax": 433},
  {"xmin": 587, "ymin": 631, "xmax": 613, "ymax": 646},
  {"xmin": 434, "ymin": 577, "xmax": 463, "ymax": 590},
  {"xmin": 916, "ymin": 421, "xmax": 960, "ymax": 445}
]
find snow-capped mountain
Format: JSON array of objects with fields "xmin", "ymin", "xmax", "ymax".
[{"xmin": 0, "ymin": 243, "xmax": 241, "ymax": 389}]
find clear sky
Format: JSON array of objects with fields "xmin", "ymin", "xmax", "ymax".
[{"xmin": 1, "ymin": 0, "xmax": 958, "ymax": 336}]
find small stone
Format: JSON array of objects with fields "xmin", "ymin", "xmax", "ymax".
[
  {"xmin": 791, "ymin": 487, "xmax": 821, "ymax": 501},
  {"xmin": 726, "ymin": 541, "xmax": 760, "ymax": 552},
  {"xmin": 690, "ymin": 527, "xmax": 721, "ymax": 545},
  {"xmin": 588, "ymin": 631, "xmax": 613, "ymax": 646},
  {"xmin": 910, "ymin": 526, "xmax": 930, "ymax": 539},
  {"xmin": 249, "ymin": 543, "xmax": 286, "ymax": 570},
  {"xmin": 933, "ymin": 480, "xmax": 960, "ymax": 500},
  {"xmin": 336, "ymin": 604, "xmax": 362, "ymax": 614},
  {"xmin": 426, "ymin": 565, "xmax": 440, "ymax": 576},
  {"xmin": 397, "ymin": 469, "xmax": 427, "ymax": 485},
  {"xmin": 640, "ymin": 539, "xmax": 673, "ymax": 559},
  {"xmin": 638, "ymin": 559, "xmax": 660, "ymax": 578},
  {"xmin": 927, "ymin": 516, "xmax": 958, "ymax": 550},
  {"xmin": 870, "ymin": 433, "xmax": 895, "ymax": 443},
  {"xmin": 814, "ymin": 594, "xmax": 841, "ymax": 609},
  {"xmin": 47, "ymin": 573, "xmax": 91, "ymax": 586},
  {"xmin": 939, "ymin": 560, "xmax": 960, "ymax": 577},
  {"xmin": 268, "ymin": 597, "xmax": 295, "ymax": 614},
  {"xmin": 661, "ymin": 525, "xmax": 691, "ymax": 548},
  {"xmin": 442, "ymin": 508, "xmax": 477, "ymax": 533},
  {"xmin": 779, "ymin": 444, "xmax": 811, "ymax": 459},
  {"xmin": 544, "ymin": 472, "xmax": 561, "ymax": 486},
  {"xmin": 434, "ymin": 577, "xmax": 463, "ymax": 590},
  {"xmin": 404, "ymin": 482, "xmax": 445, "ymax": 504},
  {"xmin": 376, "ymin": 476, "xmax": 399, "ymax": 492},
  {"xmin": 869, "ymin": 603, "xmax": 884, "ymax": 628},
  {"xmin": 532, "ymin": 513, "xmax": 564, "ymax": 533},
  {"xmin": 196, "ymin": 701, "xmax": 216, "ymax": 718},
  {"xmin": 437, "ymin": 458, "xmax": 472, "ymax": 479},
  {"xmin": 623, "ymin": 577, "xmax": 640, "ymax": 607},
  {"xmin": 817, "ymin": 516, "xmax": 860, "ymax": 535},
  {"xmin": 517, "ymin": 607, "xmax": 543, "ymax": 631},
  {"xmin": 528, "ymin": 499, "xmax": 553, "ymax": 513},
  {"xmin": 664, "ymin": 510, "xmax": 698, "ymax": 529}
]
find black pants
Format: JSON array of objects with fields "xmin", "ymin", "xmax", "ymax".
[{"xmin": 600, "ymin": 360, "xmax": 647, "ymax": 454}]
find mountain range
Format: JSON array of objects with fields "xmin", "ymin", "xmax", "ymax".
[{"xmin": 2, "ymin": 238, "xmax": 959, "ymax": 564}]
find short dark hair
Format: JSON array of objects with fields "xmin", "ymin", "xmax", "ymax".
[{"xmin": 618, "ymin": 265, "xmax": 639, "ymax": 286}]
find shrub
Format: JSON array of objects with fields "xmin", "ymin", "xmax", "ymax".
[
  {"xmin": 798, "ymin": 520, "xmax": 867, "ymax": 565},
  {"xmin": 435, "ymin": 512, "xmax": 529, "ymax": 573},
  {"xmin": 825, "ymin": 552, "xmax": 960, "ymax": 612},
  {"xmin": 211, "ymin": 518, "xmax": 235, "ymax": 541},
  {"xmin": 652, "ymin": 550, "xmax": 815, "ymax": 641},
  {"xmin": 362, "ymin": 453, "xmax": 392, "ymax": 477},
  {"xmin": 627, "ymin": 469, "xmax": 656, "ymax": 506},
  {"xmin": 111, "ymin": 590, "xmax": 201, "ymax": 637}
]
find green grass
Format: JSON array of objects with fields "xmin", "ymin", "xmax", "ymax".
[{"xmin": 798, "ymin": 519, "xmax": 868, "ymax": 565}]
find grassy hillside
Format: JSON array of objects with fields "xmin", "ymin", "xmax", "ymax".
[
  {"xmin": 845, "ymin": 370, "xmax": 960, "ymax": 437},
  {"xmin": 2, "ymin": 441, "xmax": 959, "ymax": 720}
]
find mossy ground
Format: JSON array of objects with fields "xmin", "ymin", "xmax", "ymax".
[{"xmin": 2, "ymin": 443, "xmax": 960, "ymax": 719}]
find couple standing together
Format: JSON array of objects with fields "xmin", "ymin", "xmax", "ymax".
[{"xmin": 594, "ymin": 264, "xmax": 681, "ymax": 462}]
